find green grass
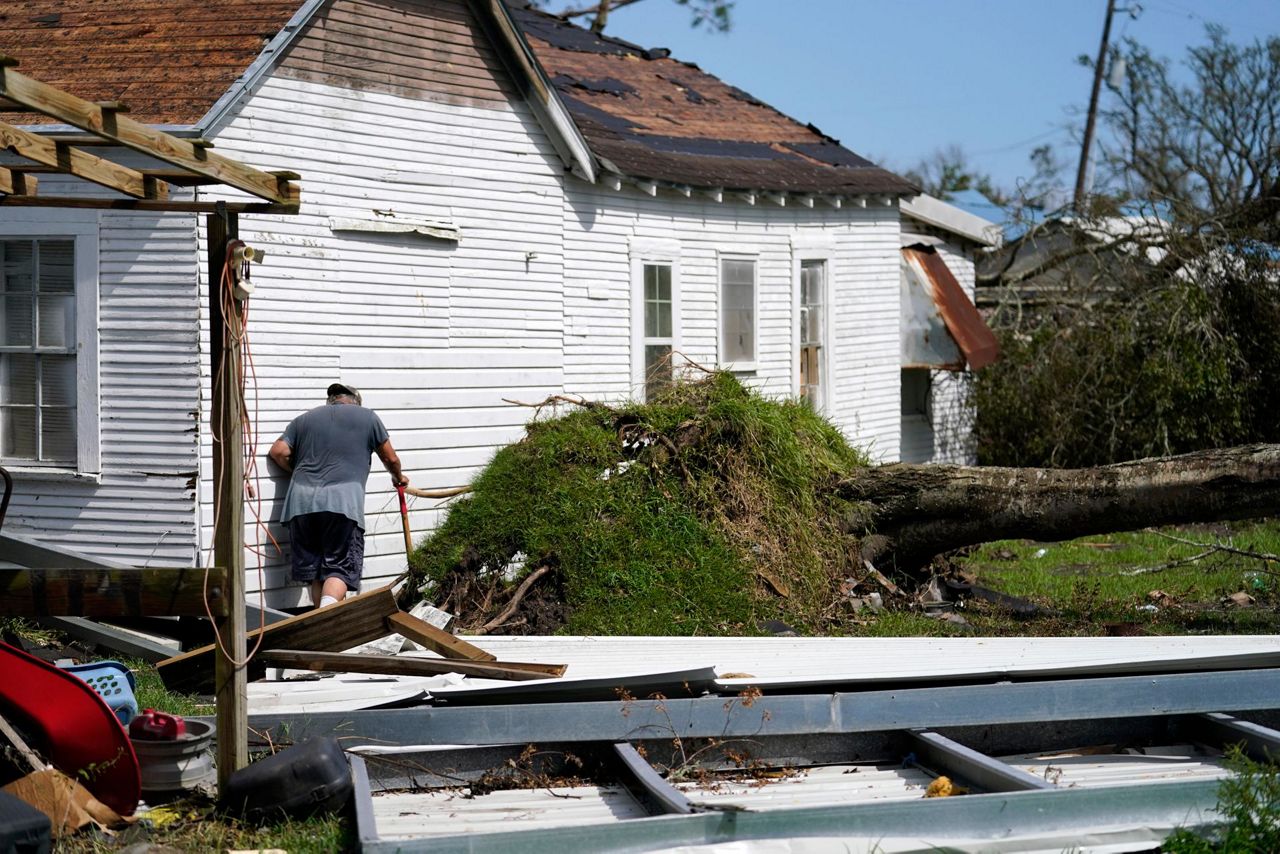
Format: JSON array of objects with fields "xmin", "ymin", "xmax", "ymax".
[
  {"xmin": 57, "ymin": 807, "xmax": 351, "ymax": 853},
  {"xmin": 955, "ymin": 519, "xmax": 1280, "ymax": 635},
  {"xmin": 125, "ymin": 658, "xmax": 213, "ymax": 718}
]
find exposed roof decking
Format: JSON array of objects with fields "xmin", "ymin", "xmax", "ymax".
[{"xmin": 509, "ymin": 4, "xmax": 917, "ymax": 196}]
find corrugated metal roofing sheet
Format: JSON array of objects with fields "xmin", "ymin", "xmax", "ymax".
[
  {"xmin": 903, "ymin": 245, "xmax": 1000, "ymax": 370},
  {"xmin": 431, "ymin": 634, "xmax": 1280, "ymax": 691},
  {"xmin": 369, "ymin": 745, "xmax": 1228, "ymax": 845}
]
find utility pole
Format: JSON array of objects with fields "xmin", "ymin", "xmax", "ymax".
[{"xmin": 1074, "ymin": 0, "xmax": 1118, "ymax": 210}]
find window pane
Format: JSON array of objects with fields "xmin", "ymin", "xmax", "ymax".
[
  {"xmin": 644, "ymin": 265, "xmax": 658, "ymax": 301},
  {"xmin": 41, "ymin": 355, "xmax": 76, "ymax": 406},
  {"xmin": 721, "ymin": 258, "xmax": 754, "ymax": 286},
  {"xmin": 644, "ymin": 344, "xmax": 672, "ymax": 400},
  {"xmin": 37, "ymin": 294, "xmax": 75, "ymax": 349},
  {"xmin": 38, "ymin": 241, "xmax": 75, "ymax": 293},
  {"xmin": 0, "ymin": 354, "xmax": 37, "ymax": 405},
  {"xmin": 40, "ymin": 406, "xmax": 76, "ymax": 462},
  {"xmin": 724, "ymin": 309, "xmax": 754, "ymax": 363},
  {"xmin": 1, "ymin": 241, "xmax": 33, "ymax": 293},
  {"xmin": 655, "ymin": 300, "xmax": 672, "ymax": 338},
  {"xmin": 655, "ymin": 264, "xmax": 671, "ymax": 298},
  {"xmin": 724, "ymin": 282, "xmax": 751, "ymax": 311},
  {"xmin": 1, "ymin": 406, "xmax": 36, "ymax": 459},
  {"xmin": 1, "ymin": 294, "xmax": 33, "ymax": 346}
]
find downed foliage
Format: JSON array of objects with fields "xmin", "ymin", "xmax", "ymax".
[{"xmin": 410, "ymin": 372, "xmax": 869, "ymax": 635}]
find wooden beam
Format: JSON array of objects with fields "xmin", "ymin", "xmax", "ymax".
[
  {"xmin": 0, "ymin": 567, "xmax": 227, "ymax": 618},
  {"xmin": 0, "ymin": 58, "xmax": 294, "ymax": 204},
  {"xmin": 259, "ymin": 650, "xmax": 565, "ymax": 682},
  {"xmin": 386, "ymin": 611, "xmax": 496, "ymax": 662},
  {"xmin": 0, "ymin": 196, "xmax": 293, "ymax": 213},
  {"xmin": 0, "ymin": 119, "xmax": 168, "ymax": 199},
  {"xmin": 156, "ymin": 585, "xmax": 401, "ymax": 692},
  {"xmin": 0, "ymin": 165, "xmax": 34, "ymax": 195},
  {"xmin": 209, "ymin": 210, "xmax": 247, "ymax": 790}
]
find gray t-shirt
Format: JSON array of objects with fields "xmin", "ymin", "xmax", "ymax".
[{"xmin": 277, "ymin": 404, "xmax": 390, "ymax": 530}]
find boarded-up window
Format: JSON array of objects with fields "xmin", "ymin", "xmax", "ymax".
[
  {"xmin": 0, "ymin": 239, "xmax": 77, "ymax": 464},
  {"xmin": 642, "ymin": 263, "xmax": 674, "ymax": 400},
  {"xmin": 720, "ymin": 257, "xmax": 755, "ymax": 365}
]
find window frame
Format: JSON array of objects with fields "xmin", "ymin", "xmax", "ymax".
[
  {"xmin": 629, "ymin": 239, "xmax": 682, "ymax": 400},
  {"xmin": 717, "ymin": 251, "xmax": 759, "ymax": 372},
  {"xmin": 0, "ymin": 213, "xmax": 100, "ymax": 477},
  {"xmin": 791, "ymin": 238, "xmax": 836, "ymax": 412}
]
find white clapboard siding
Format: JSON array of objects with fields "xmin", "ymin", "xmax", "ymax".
[
  {"xmin": 562, "ymin": 183, "xmax": 902, "ymax": 460},
  {"xmin": 191, "ymin": 0, "xmax": 568, "ymax": 604},
  {"xmin": 899, "ymin": 237, "xmax": 980, "ymax": 465},
  {"xmin": 0, "ymin": 172, "xmax": 202, "ymax": 567}
]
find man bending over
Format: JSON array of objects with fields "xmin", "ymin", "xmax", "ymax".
[{"xmin": 269, "ymin": 382, "xmax": 408, "ymax": 607}]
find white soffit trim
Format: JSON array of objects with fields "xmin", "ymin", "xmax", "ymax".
[
  {"xmin": 901, "ymin": 193, "xmax": 1001, "ymax": 247},
  {"xmin": 471, "ymin": 0, "xmax": 598, "ymax": 183},
  {"xmin": 198, "ymin": 0, "xmax": 332, "ymax": 137}
]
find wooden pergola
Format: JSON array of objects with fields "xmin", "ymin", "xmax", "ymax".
[
  {"xmin": 0, "ymin": 55, "xmax": 298, "ymax": 213},
  {"xmin": 0, "ymin": 55, "xmax": 301, "ymax": 789}
]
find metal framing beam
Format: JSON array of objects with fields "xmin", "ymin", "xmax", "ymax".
[
  {"xmin": 360, "ymin": 777, "xmax": 1221, "ymax": 854},
  {"xmin": 39, "ymin": 616, "xmax": 177, "ymax": 663},
  {"xmin": 350, "ymin": 756, "xmax": 382, "ymax": 851},
  {"xmin": 1195, "ymin": 712, "xmax": 1280, "ymax": 761},
  {"xmin": 611, "ymin": 742, "xmax": 695, "ymax": 815},
  {"xmin": 225, "ymin": 668, "xmax": 1280, "ymax": 750},
  {"xmin": 905, "ymin": 728, "xmax": 1054, "ymax": 793}
]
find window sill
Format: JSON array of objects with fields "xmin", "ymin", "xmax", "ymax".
[
  {"xmin": 0, "ymin": 465, "xmax": 101, "ymax": 484},
  {"xmin": 723, "ymin": 361, "xmax": 758, "ymax": 373}
]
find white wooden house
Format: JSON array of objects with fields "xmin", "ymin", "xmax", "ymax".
[{"xmin": 0, "ymin": 0, "xmax": 994, "ymax": 603}]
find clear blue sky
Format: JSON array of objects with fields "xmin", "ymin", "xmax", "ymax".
[{"xmin": 591, "ymin": 0, "xmax": 1279, "ymax": 192}]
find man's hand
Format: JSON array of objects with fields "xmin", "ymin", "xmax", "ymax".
[{"xmin": 376, "ymin": 439, "xmax": 408, "ymax": 488}]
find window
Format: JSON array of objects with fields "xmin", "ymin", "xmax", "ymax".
[
  {"xmin": 0, "ymin": 220, "xmax": 98, "ymax": 473},
  {"xmin": 641, "ymin": 263, "xmax": 674, "ymax": 400},
  {"xmin": 798, "ymin": 260, "xmax": 825, "ymax": 409},
  {"xmin": 630, "ymin": 241, "xmax": 681, "ymax": 401},
  {"xmin": 720, "ymin": 256, "xmax": 756, "ymax": 367}
]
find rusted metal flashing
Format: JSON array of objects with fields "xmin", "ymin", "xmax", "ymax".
[{"xmin": 903, "ymin": 245, "xmax": 1000, "ymax": 370}]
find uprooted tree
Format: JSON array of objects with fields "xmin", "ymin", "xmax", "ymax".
[{"xmin": 409, "ymin": 373, "xmax": 1280, "ymax": 636}]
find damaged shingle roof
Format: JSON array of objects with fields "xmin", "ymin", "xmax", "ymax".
[
  {"xmin": 0, "ymin": 0, "xmax": 302, "ymax": 126},
  {"xmin": 509, "ymin": 3, "xmax": 917, "ymax": 196}
]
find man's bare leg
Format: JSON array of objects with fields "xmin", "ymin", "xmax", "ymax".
[{"xmin": 321, "ymin": 576, "xmax": 348, "ymax": 607}]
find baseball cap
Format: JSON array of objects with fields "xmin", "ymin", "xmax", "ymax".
[{"xmin": 327, "ymin": 382, "xmax": 362, "ymax": 405}]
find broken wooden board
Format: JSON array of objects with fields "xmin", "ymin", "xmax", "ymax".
[
  {"xmin": 0, "ymin": 567, "xmax": 226, "ymax": 618},
  {"xmin": 386, "ymin": 612, "xmax": 495, "ymax": 662},
  {"xmin": 259, "ymin": 650, "xmax": 565, "ymax": 682},
  {"xmin": 157, "ymin": 586, "xmax": 400, "ymax": 692}
]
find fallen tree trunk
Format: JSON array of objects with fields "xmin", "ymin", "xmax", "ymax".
[{"xmin": 841, "ymin": 443, "xmax": 1280, "ymax": 572}]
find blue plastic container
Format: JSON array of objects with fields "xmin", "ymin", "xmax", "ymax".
[{"xmin": 61, "ymin": 660, "xmax": 138, "ymax": 726}]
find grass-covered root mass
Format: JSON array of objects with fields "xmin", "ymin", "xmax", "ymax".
[{"xmin": 410, "ymin": 372, "xmax": 869, "ymax": 636}]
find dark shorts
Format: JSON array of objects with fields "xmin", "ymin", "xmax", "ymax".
[{"xmin": 288, "ymin": 512, "xmax": 364, "ymax": 592}]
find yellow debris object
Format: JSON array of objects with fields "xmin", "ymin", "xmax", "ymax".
[{"xmin": 924, "ymin": 775, "xmax": 968, "ymax": 798}]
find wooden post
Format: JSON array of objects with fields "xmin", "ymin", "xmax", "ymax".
[{"xmin": 208, "ymin": 207, "xmax": 247, "ymax": 792}]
